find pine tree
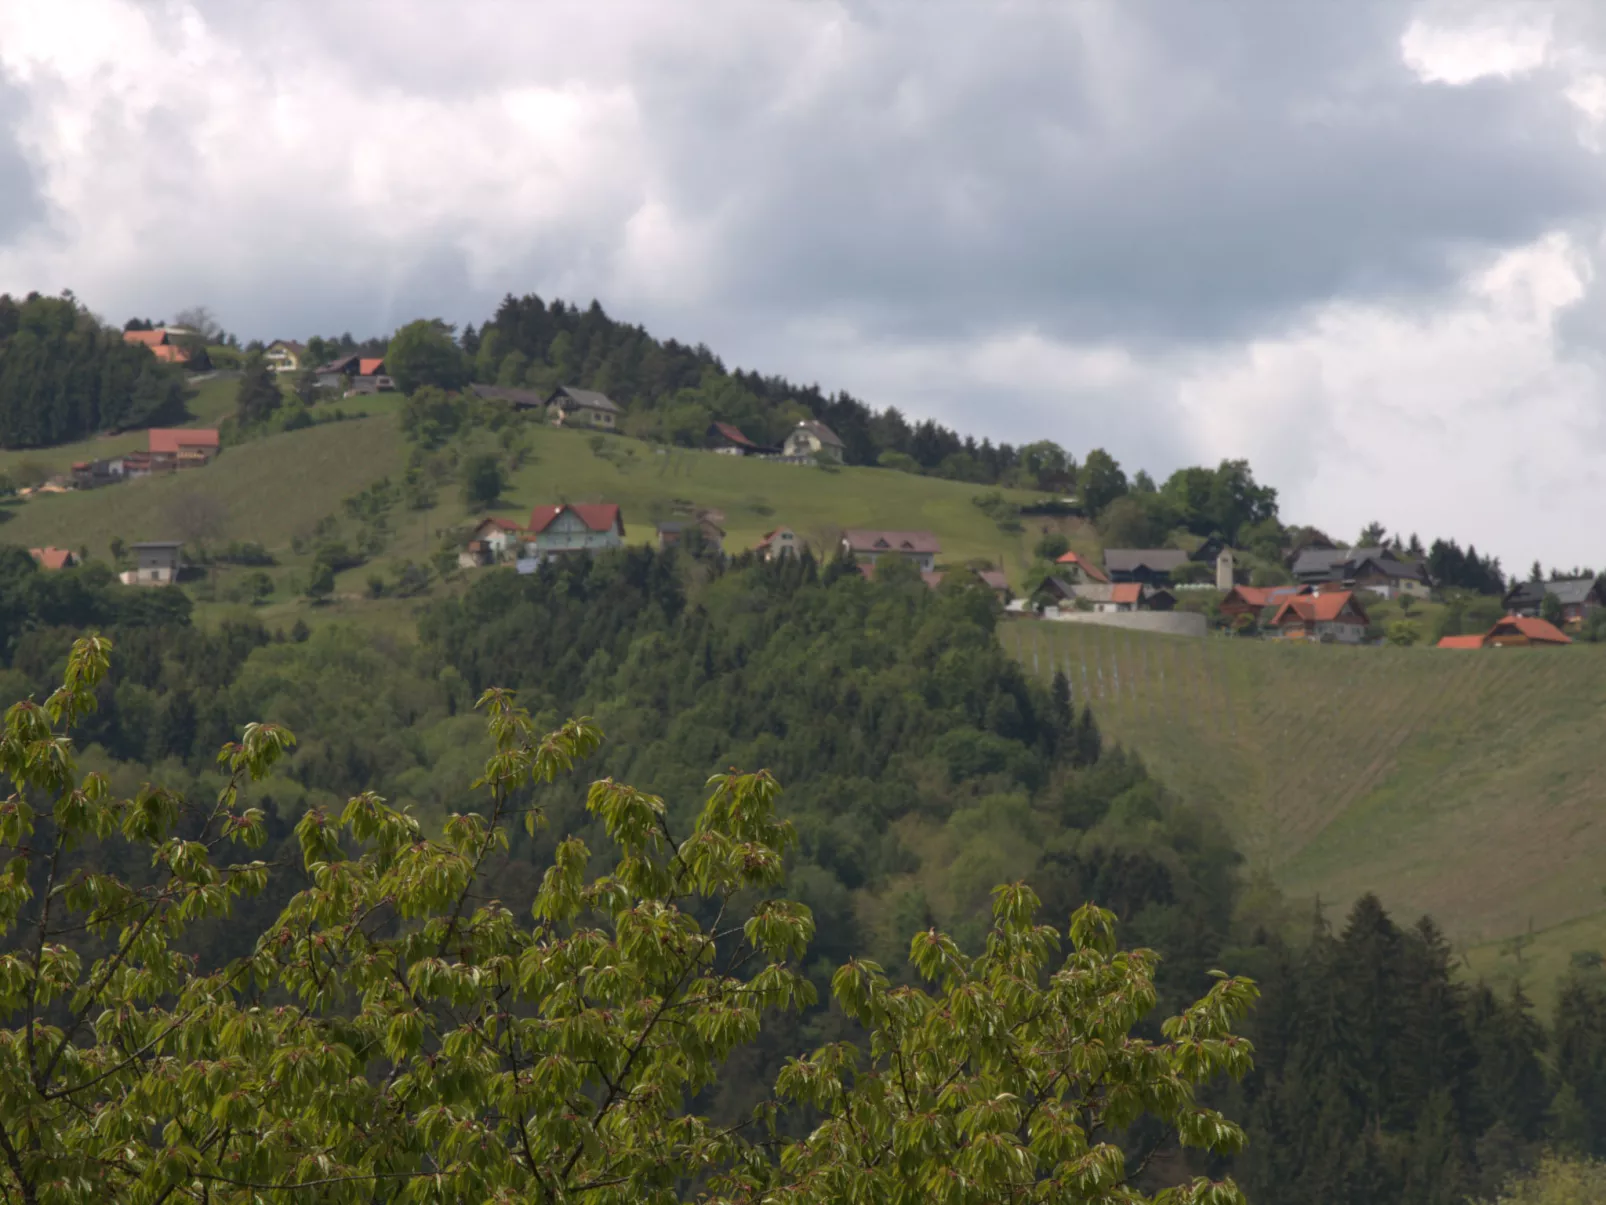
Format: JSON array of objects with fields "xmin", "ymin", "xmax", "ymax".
[{"xmin": 234, "ymin": 352, "xmax": 282, "ymax": 426}]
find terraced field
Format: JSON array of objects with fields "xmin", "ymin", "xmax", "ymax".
[{"xmin": 1004, "ymin": 621, "xmax": 1606, "ymax": 990}]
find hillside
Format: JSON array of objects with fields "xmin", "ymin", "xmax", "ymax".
[
  {"xmin": 0, "ymin": 405, "xmax": 1058, "ymax": 613},
  {"xmin": 1005, "ymin": 620, "xmax": 1606, "ymax": 995}
]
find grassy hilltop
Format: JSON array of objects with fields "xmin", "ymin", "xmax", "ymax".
[
  {"xmin": 1005, "ymin": 620, "xmax": 1606, "ymax": 999},
  {"xmin": 0, "ymin": 398, "xmax": 1057, "ymax": 622}
]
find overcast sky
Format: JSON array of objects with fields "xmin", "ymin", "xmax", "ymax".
[{"xmin": 2, "ymin": 1, "xmax": 1605, "ymax": 568}]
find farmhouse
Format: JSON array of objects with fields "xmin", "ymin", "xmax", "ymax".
[
  {"xmin": 1218, "ymin": 583, "xmax": 1312, "ymax": 623},
  {"xmin": 547, "ymin": 386, "xmax": 621, "ymax": 430},
  {"xmin": 525, "ymin": 503, "xmax": 624, "ymax": 560},
  {"xmin": 469, "ymin": 384, "xmax": 547, "ymax": 411},
  {"xmin": 1486, "ymin": 615, "xmax": 1572, "ymax": 648},
  {"xmin": 1502, "ymin": 577, "xmax": 1603, "ymax": 626},
  {"xmin": 706, "ymin": 423, "xmax": 770, "ymax": 456},
  {"xmin": 120, "ymin": 542, "xmax": 183, "ymax": 587},
  {"xmin": 755, "ymin": 527, "xmax": 802, "ymax": 561},
  {"xmin": 657, "ymin": 517, "xmax": 725, "ymax": 552},
  {"xmin": 782, "ymin": 420, "xmax": 844, "ymax": 463},
  {"xmin": 1103, "ymin": 549, "xmax": 1190, "ymax": 585},
  {"xmin": 974, "ymin": 569, "xmax": 1011, "ymax": 602},
  {"xmin": 264, "ymin": 340, "xmax": 305, "ymax": 373},
  {"xmin": 1268, "ymin": 590, "xmax": 1370, "ymax": 643},
  {"xmin": 840, "ymin": 530, "xmax": 941, "ymax": 573},
  {"xmin": 1292, "ymin": 546, "xmax": 1431, "ymax": 599},
  {"xmin": 147, "ymin": 428, "xmax": 220, "ymax": 469},
  {"xmin": 464, "ymin": 517, "xmax": 524, "ymax": 563},
  {"xmin": 1070, "ymin": 583, "xmax": 1176, "ymax": 613},
  {"xmin": 29, "ymin": 547, "xmax": 77, "ymax": 570},
  {"xmin": 123, "ymin": 328, "xmax": 209, "ymax": 370},
  {"xmin": 1053, "ymin": 549, "xmax": 1109, "ymax": 584}
]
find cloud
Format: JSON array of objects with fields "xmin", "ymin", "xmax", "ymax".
[{"xmin": 0, "ymin": 0, "xmax": 1604, "ymax": 565}]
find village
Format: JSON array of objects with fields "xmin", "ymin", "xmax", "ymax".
[{"xmin": 7, "ymin": 331, "xmax": 1591, "ymax": 654}]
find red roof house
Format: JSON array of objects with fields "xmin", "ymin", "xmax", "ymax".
[
  {"xmin": 1269, "ymin": 590, "xmax": 1370, "ymax": 643},
  {"xmin": 29, "ymin": 547, "xmax": 77, "ymax": 571},
  {"xmin": 1219, "ymin": 583, "xmax": 1312, "ymax": 622},
  {"xmin": 358, "ymin": 357, "xmax": 387, "ymax": 377},
  {"xmin": 524, "ymin": 503, "xmax": 626, "ymax": 559},
  {"xmin": 1486, "ymin": 615, "xmax": 1571, "ymax": 647},
  {"xmin": 1436, "ymin": 634, "xmax": 1487, "ymax": 650},
  {"xmin": 1054, "ymin": 549, "xmax": 1109, "ymax": 584}
]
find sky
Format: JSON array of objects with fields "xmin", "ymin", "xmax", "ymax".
[{"xmin": 1, "ymin": 0, "xmax": 1605, "ymax": 569}]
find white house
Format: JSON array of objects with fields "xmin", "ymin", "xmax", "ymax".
[
  {"xmin": 523, "ymin": 504, "xmax": 625, "ymax": 561},
  {"xmin": 120, "ymin": 541, "xmax": 183, "ymax": 586},
  {"xmin": 840, "ymin": 529, "xmax": 940, "ymax": 574},
  {"xmin": 782, "ymin": 420, "xmax": 844, "ymax": 463},
  {"xmin": 755, "ymin": 527, "xmax": 803, "ymax": 561}
]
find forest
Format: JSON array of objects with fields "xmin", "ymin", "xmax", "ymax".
[{"xmin": 0, "ymin": 542, "xmax": 1601, "ymax": 1198}]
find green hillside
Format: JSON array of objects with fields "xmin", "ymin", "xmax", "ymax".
[
  {"xmin": 0, "ymin": 405, "xmax": 1059, "ymax": 610},
  {"xmin": 1004, "ymin": 620, "xmax": 1606, "ymax": 993}
]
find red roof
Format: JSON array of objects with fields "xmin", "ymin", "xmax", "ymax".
[
  {"xmin": 921, "ymin": 571, "xmax": 945, "ymax": 589},
  {"xmin": 527, "ymin": 503, "xmax": 623, "ymax": 536},
  {"xmin": 358, "ymin": 358, "xmax": 386, "ymax": 376},
  {"xmin": 1224, "ymin": 584, "xmax": 1310, "ymax": 609},
  {"xmin": 29, "ymin": 547, "xmax": 75, "ymax": 570},
  {"xmin": 147, "ymin": 428, "xmax": 220, "ymax": 455},
  {"xmin": 711, "ymin": 422, "xmax": 758, "ymax": 448},
  {"xmin": 842, "ymin": 529, "xmax": 941, "ymax": 555},
  {"xmin": 1054, "ymin": 550, "xmax": 1109, "ymax": 582},
  {"xmin": 123, "ymin": 329, "xmax": 168, "ymax": 347},
  {"xmin": 1110, "ymin": 583, "xmax": 1143, "ymax": 606},
  {"xmin": 1489, "ymin": 615, "xmax": 1571, "ymax": 645},
  {"xmin": 149, "ymin": 344, "xmax": 191, "ymax": 363},
  {"xmin": 473, "ymin": 517, "xmax": 523, "ymax": 533},
  {"xmin": 1271, "ymin": 589, "xmax": 1368, "ymax": 627},
  {"xmin": 1436, "ymin": 634, "xmax": 1486, "ymax": 649}
]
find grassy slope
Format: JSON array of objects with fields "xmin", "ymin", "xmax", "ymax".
[
  {"xmin": 1003, "ymin": 621, "xmax": 1606, "ymax": 996},
  {"xmin": 0, "ymin": 407, "xmax": 1054, "ymax": 605}
]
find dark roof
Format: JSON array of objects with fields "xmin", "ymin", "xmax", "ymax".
[
  {"xmin": 470, "ymin": 384, "xmax": 547, "ymax": 408},
  {"xmin": 1102, "ymin": 549, "xmax": 1190, "ymax": 574},
  {"xmin": 1291, "ymin": 547, "xmax": 1353, "ymax": 577},
  {"xmin": 1505, "ymin": 576, "xmax": 1599, "ymax": 607},
  {"xmin": 132, "ymin": 541, "xmax": 184, "ymax": 550},
  {"xmin": 551, "ymin": 386, "xmax": 621, "ymax": 414},
  {"xmin": 1293, "ymin": 546, "xmax": 1426, "ymax": 583},
  {"xmin": 319, "ymin": 354, "xmax": 361, "ymax": 374}
]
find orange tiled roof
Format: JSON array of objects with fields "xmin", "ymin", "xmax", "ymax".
[
  {"xmin": 29, "ymin": 547, "xmax": 74, "ymax": 570},
  {"xmin": 1054, "ymin": 550, "xmax": 1110, "ymax": 582},
  {"xmin": 147, "ymin": 428, "xmax": 219, "ymax": 455},
  {"xmin": 1272, "ymin": 589, "xmax": 1368, "ymax": 626},
  {"xmin": 527, "ymin": 503, "xmax": 623, "ymax": 535},
  {"xmin": 1489, "ymin": 615, "xmax": 1571, "ymax": 644},
  {"xmin": 1436, "ymin": 634, "xmax": 1486, "ymax": 649},
  {"xmin": 123, "ymin": 329, "xmax": 168, "ymax": 347},
  {"xmin": 1110, "ymin": 583, "xmax": 1143, "ymax": 606},
  {"xmin": 358, "ymin": 358, "xmax": 386, "ymax": 376}
]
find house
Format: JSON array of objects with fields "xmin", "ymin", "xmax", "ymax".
[
  {"xmin": 1486, "ymin": 615, "xmax": 1572, "ymax": 648},
  {"xmin": 147, "ymin": 428, "xmax": 220, "ymax": 469},
  {"xmin": 782, "ymin": 420, "xmax": 844, "ymax": 463},
  {"xmin": 1217, "ymin": 583, "xmax": 1312, "ymax": 623},
  {"xmin": 264, "ymin": 340, "xmax": 306, "ymax": 373},
  {"xmin": 124, "ymin": 328, "xmax": 208, "ymax": 370},
  {"xmin": 706, "ymin": 422, "xmax": 768, "ymax": 456},
  {"xmin": 119, "ymin": 452, "xmax": 153, "ymax": 479},
  {"xmin": 1053, "ymin": 549, "xmax": 1109, "ymax": 584},
  {"xmin": 547, "ymin": 386, "xmax": 621, "ymax": 430},
  {"xmin": 467, "ymin": 517, "xmax": 525, "ymax": 562},
  {"xmin": 975, "ymin": 569, "xmax": 1011, "ymax": 602},
  {"xmin": 1067, "ymin": 583, "xmax": 1176, "ymax": 613},
  {"xmin": 1437, "ymin": 616, "xmax": 1573, "ymax": 649},
  {"xmin": 524, "ymin": 503, "xmax": 625, "ymax": 560},
  {"xmin": 120, "ymin": 541, "xmax": 183, "ymax": 586},
  {"xmin": 1034, "ymin": 577, "xmax": 1081, "ymax": 606},
  {"xmin": 755, "ymin": 527, "xmax": 803, "ymax": 562},
  {"xmin": 1103, "ymin": 549, "xmax": 1191, "ymax": 585},
  {"xmin": 1268, "ymin": 590, "xmax": 1371, "ymax": 643},
  {"xmin": 840, "ymin": 530, "xmax": 941, "ymax": 573},
  {"xmin": 1292, "ymin": 546, "xmax": 1431, "ymax": 599},
  {"xmin": 657, "ymin": 517, "xmax": 725, "ymax": 552},
  {"xmin": 71, "ymin": 458, "xmax": 126, "ymax": 489},
  {"xmin": 29, "ymin": 547, "xmax": 77, "ymax": 570},
  {"xmin": 1502, "ymin": 577, "xmax": 1604, "ymax": 626},
  {"xmin": 457, "ymin": 539, "xmax": 494, "ymax": 570},
  {"xmin": 470, "ymin": 384, "xmax": 548, "ymax": 411}
]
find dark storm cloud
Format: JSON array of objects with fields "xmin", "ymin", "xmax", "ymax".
[{"xmin": 622, "ymin": 2, "xmax": 1606, "ymax": 342}]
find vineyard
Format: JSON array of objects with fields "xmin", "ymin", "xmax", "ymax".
[{"xmin": 1004, "ymin": 620, "xmax": 1606, "ymax": 988}]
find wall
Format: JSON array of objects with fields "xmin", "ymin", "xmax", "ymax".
[{"xmin": 1037, "ymin": 609, "xmax": 1207, "ymax": 638}]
